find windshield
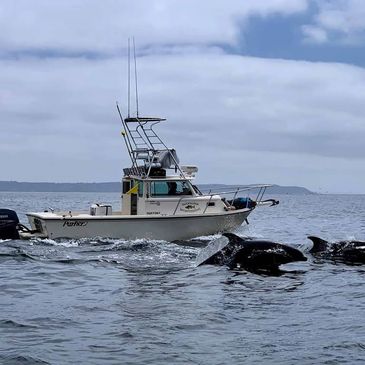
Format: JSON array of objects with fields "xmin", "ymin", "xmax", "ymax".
[{"xmin": 150, "ymin": 181, "xmax": 193, "ymax": 197}]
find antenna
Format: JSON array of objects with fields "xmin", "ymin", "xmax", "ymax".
[
  {"xmin": 127, "ymin": 38, "xmax": 131, "ymax": 118},
  {"xmin": 133, "ymin": 37, "xmax": 139, "ymax": 117}
]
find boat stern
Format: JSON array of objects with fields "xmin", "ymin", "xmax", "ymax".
[{"xmin": 24, "ymin": 212, "xmax": 51, "ymax": 238}]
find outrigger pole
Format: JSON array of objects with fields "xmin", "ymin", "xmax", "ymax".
[{"xmin": 116, "ymin": 102, "xmax": 135, "ymax": 168}]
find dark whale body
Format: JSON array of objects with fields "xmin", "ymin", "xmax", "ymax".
[
  {"xmin": 308, "ymin": 236, "xmax": 365, "ymax": 263},
  {"xmin": 198, "ymin": 233, "xmax": 307, "ymax": 272}
]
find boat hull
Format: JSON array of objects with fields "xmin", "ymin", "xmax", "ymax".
[{"xmin": 25, "ymin": 209, "xmax": 252, "ymax": 241}]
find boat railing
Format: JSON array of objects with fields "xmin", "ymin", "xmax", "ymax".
[
  {"xmin": 172, "ymin": 184, "xmax": 273, "ymax": 215},
  {"xmin": 202, "ymin": 184, "xmax": 272, "ymax": 201}
]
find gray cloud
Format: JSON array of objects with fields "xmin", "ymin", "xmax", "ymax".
[
  {"xmin": 1, "ymin": 52, "xmax": 364, "ymax": 193},
  {"xmin": 0, "ymin": 0, "xmax": 307, "ymax": 53},
  {"xmin": 1, "ymin": 0, "xmax": 365, "ymax": 193},
  {"xmin": 303, "ymin": 0, "xmax": 365, "ymax": 44}
]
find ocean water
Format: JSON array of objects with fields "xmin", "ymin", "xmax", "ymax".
[{"xmin": 0, "ymin": 192, "xmax": 364, "ymax": 365}]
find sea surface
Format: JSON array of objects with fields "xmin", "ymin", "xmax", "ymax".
[{"xmin": 0, "ymin": 192, "xmax": 364, "ymax": 365}]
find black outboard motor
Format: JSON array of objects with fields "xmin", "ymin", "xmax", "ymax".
[
  {"xmin": 0, "ymin": 209, "xmax": 20, "ymax": 239},
  {"xmin": 227, "ymin": 197, "xmax": 257, "ymax": 210}
]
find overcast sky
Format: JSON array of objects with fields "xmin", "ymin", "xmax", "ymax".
[{"xmin": 1, "ymin": 0, "xmax": 365, "ymax": 193}]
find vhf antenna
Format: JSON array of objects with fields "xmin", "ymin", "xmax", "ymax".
[
  {"xmin": 127, "ymin": 37, "xmax": 140, "ymax": 118},
  {"xmin": 133, "ymin": 37, "xmax": 139, "ymax": 117},
  {"xmin": 127, "ymin": 38, "xmax": 131, "ymax": 118}
]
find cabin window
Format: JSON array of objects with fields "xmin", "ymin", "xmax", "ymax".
[
  {"xmin": 150, "ymin": 181, "xmax": 193, "ymax": 197},
  {"xmin": 150, "ymin": 181, "xmax": 168, "ymax": 196},
  {"xmin": 138, "ymin": 182, "xmax": 144, "ymax": 197},
  {"xmin": 124, "ymin": 180, "xmax": 140, "ymax": 195},
  {"xmin": 123, "ymin": 181, "xmax": 131, "ymax": 194}
]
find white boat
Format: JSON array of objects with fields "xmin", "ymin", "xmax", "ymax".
[
  {"xmin": 1, "ymin": 45, "xmax": 278, "ymax": 241},
  {"xmin": 17, "ymin": 112, "xmax": 276, "ymax": 241}
]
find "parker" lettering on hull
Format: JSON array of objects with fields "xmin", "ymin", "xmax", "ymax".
[{"xmin": 63, "ymin": 221, "xmax": 88, "ymax": 227}]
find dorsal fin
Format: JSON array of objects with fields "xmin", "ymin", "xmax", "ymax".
[
  {"xmin": 308, "ymin": 236, "xmax": 328, "ymax": 253},
  {"xmin": 222, "ymin": 233, "xmax": 244, "ymax": 244}
]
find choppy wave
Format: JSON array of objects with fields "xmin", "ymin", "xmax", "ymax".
[
  {"xmin": 1, "ymin": 192, "xmax": 365, "ymax": 364},
  {"xmin": 0, "ymin": 354, "xmax": 50, "ymax": 365}
]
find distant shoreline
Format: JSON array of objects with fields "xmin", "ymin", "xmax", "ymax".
[{"xmin": 0, "ymin": 181, "xmax": 314, "ymax": 195}]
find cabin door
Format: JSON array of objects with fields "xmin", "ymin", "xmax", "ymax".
[{"xmin": 130, "ymin": 193, "xmax": 138, "ymax": 215}]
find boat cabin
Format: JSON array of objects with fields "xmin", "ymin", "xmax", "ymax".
[{"xmin": 121, "ymin": 174, "xmax": 225, "ymax": 216}]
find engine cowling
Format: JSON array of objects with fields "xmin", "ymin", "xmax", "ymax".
[{"xmin": 0, "ymin": 209, "xmax": 20, "ymax": 240}]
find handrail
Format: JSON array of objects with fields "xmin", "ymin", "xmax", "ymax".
[
  {"xmin": 202, "ymin": 195, "xmax": 214, "ymax": 214},
  {"xmin": 199, "ymin": 184, "xmax": 273, "ymax": 198},
  {"xmin": 172, "ymin": 196, "xmax": 185, "ymax": 215},
  {"xmin": 170, "ymin": 184, "xmax": 273, "ymax": 215}
]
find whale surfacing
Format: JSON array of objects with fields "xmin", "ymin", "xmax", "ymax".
[
  {"xmin": 308, "ymin": 236, "xmax": 365, "ymax": 263},
  {"xmin": 197, "ymin": 233, "xmax": 307, "ymax": 272}
]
